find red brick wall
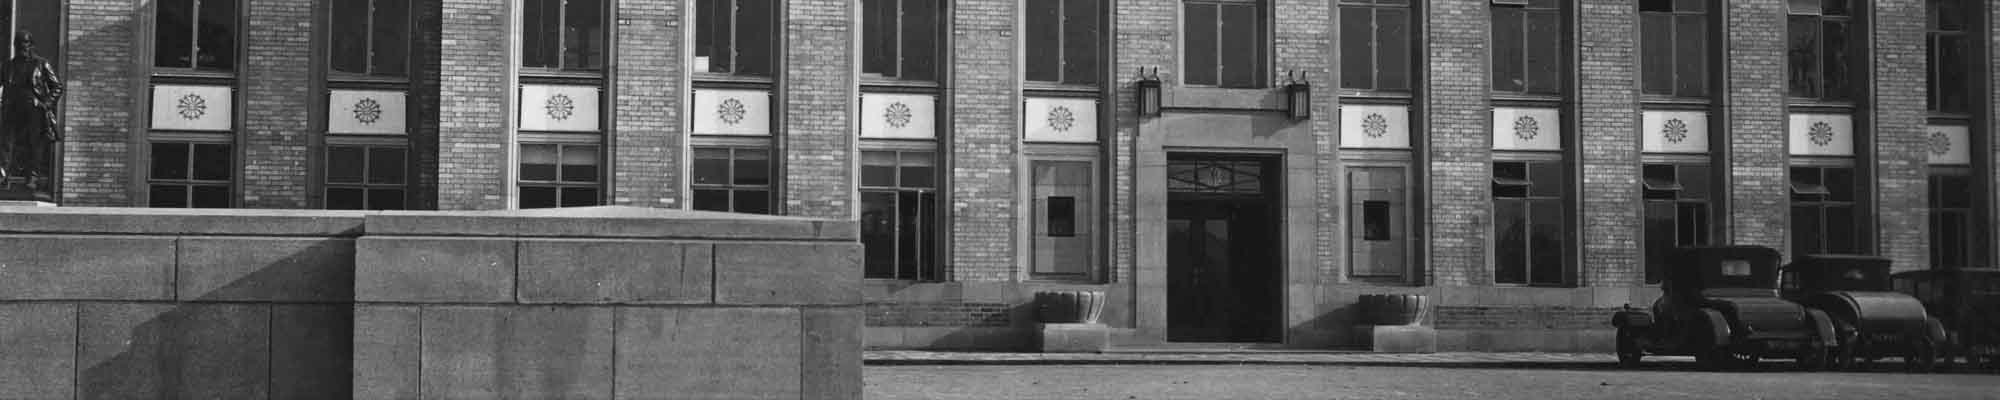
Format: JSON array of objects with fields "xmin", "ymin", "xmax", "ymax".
[
  {"xmin": 1423, "ymin": 0, "xmax": 1494, "ymax": 286},
  {"xmin": 1577, "ymin": 0, "xmax": 1642, "ymax": 286},
  {"xmin": 240, "ymin": 0, "xmax": 313, "ymax": 208},
  {"xmin": 1872, "ymin": 1, "xmax": 1930, "ymax": 271},
  {"xmin": 60, "ymin": 0, "xmax": 139, "ymax": 207},
  {"xmin": 947, "ymin": 0, "xmax": 1019, "ymax": 282},
  {"xmin": 1722, "ymin": 0, "xmax": 1789, "ymax": 252},
  {"xmin": 435, "ymin": 0, "xmax": 511, "ymax": 210},
  {"xmin": 610, "ymin": 0, "xmax": 682, "ymax": 209},
  {"xmin": 780, "ymin": 0, "xmax": 855, "ymax": 219}
]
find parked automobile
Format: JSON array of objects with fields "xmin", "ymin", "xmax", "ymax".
[
  {"xmin": 1780, "ymin": 254, "xmax": 1944, "ymax": 371},
  {"xmin": 1893, "ymin": 268, "xmax": 2000, "ymax": 371},
  {"xmin": 1612, "ymin": 246, "xmax": 1836, "ymax": 371}
]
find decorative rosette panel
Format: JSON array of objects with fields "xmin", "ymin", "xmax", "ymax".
[
  {"xmin": 1787, "ymin": 113, "xmax": 1853, "ymax": 156},
  {"xmin": 859, "ymin": 93, "xmax": 936, "ymax": 139},
  {"xmin": 1024, "ymin": 97, "xmax": 1098, "ymax": 143},
  {"xmin": 692, "ymin": 89, "xmax": 771, "ymax": 136},
  {"xmin": 1640, "ymin": 110, "xmax": 1708, "ymax": 154},
  {"xmin": 328, "ymin": 90, "xmax": 408, "ymax": 135},
  {"xmin": 518, "ymin": 85, "xmax": 601, "ymax": 132},
  {"xmin": 1339, "ymin": 104, "xmax": 1410, "ymax": 149},
  {"xmin": 1490, "ymin": 107, "xmax": 1562, "ymax": 151},
  {"xmin": 151, "ymin": 85, "xmax": 234, "ymax": 131},
  {"xmin": 1927, "ymin": 125, "xmax": 1970, "ymax": 165}
]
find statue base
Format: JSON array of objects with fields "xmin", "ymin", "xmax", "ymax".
[{"xmin": 0, "ymin": 176, "xmax": 53, "ymax": 204}]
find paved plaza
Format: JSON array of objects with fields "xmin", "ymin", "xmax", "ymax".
[{"xmin": 864, "ymin": 352, "xmax": 2000, "ymax": 400}]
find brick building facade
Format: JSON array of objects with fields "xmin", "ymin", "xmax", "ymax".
[{"xmin": 17, "ymin": 0, "xmax": 2000, "ymax": 351}]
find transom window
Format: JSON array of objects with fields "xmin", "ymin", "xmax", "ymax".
[
  {"xmin": 1183, "ymin": 0, "xmax": 1266, "ymax": 88},
  {"xmin": 518, "ymin": 143, "xmax": 602, "ymax": 208},
  {"xmin": 1166, "ymin": 159, "xmax": 1266, "ymax": 195},
  {"xmin": 1927, "ymin": 0, "xmax": 1972, "ymax": 114},
  {"xmin": 1025, "ymin": 0, "xmax": 1102, "ymax": 85},
  {"xmin": 861, "ymin": 150, "xmax": 940, "ymax": 280},
  {"xmin": 329, "ymin": 0, "xmax": 410, "ymax": 78},
  {"xmin": 325, "ymin": 145, "xmax": 408, "ymax": 210},
  {"xmin": 694, "ymin": 0, "xmax": 775, "ymax": 78},
  {"xmin": 149, "ymin": 142, "xmax": 233, "ymax": 208},
  {"xmin": 1787, "ymin": 0, "xmax": 1856, "ymax": 102},
  {"xmin": 861, "ymin": 0, "xmax": 942, "ymax": 82},
  {"xmin": 1490, "ymin": 0, "xmax": 1563, "ymax": 96},
  {"xmin": 1639, "ymin": 0, "xmax": 1709, "ymax": 98},
  {"xmin": 155, "ymin": 0, "xmax": 237, "ymax": 71},
  {"xmin": 522, "ymin": 0, "xmax": 604, "ymax": 72},
  {"xmin": 690, "ymin": 147, "xmax": 773, "ymax": 214},
  {"xmin": 1338, "ymin": 0, "xmax": 1411, "ymax": 92},
  {"xmin": 1642, "ymin": 163, "xmax": 1712, "ymax": 284},
  {"xmin": 1493, "ymin": 160, "xmax": 1567, "ymax": 285},
  {"xmin": 1790, "ymin": 166, "xmax": 1862, "ymax": 255}
]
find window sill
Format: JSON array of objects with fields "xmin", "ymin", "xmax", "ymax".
[
  {"xmin": 1163, "ymin": 86, "xmax": 1286, "ymax": 112},
  {"xmin": 1784, "ymin": 101, "xmax": 1856, "ymax": 113},
  {"xmin": 1023, "ymin": 82, "xmax": 1102, "ymax": 95},
  {"xmin": 1489, "ymin": 94, "xmax": 1563, "ymax": 107},
  {"xmin": 1638, "ymin": 96, "xmax": 1712, "ymax": 109},
  {"xmin": 1926, "ymin": 113, "xmax": 1973, "ymax": 124},
  {"xmin": 692, "ymin": 73, "xmax": 776, "ymax": 86},
  {"xmin": 520, "ymin": 70, "xmax": 605, "ymax": 84},
  {"xmin": 327, "ymin": 74, "xmax": 412, "ymax": 85},
  {"xmin": 860, "ymin": 77, "xmax": 941, "ymax": 91},
  {"xmin": 151, "ymin": 70, "xmax": 237, "ymax": 83},
  {"xmin": 1336, "ymin": 91, "xmax": 1414, "ymax": 104}
]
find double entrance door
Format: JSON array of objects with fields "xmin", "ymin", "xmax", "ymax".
[{"xmin": 1165, "ymin": 154, "xmax": 1281, "ymax": 343}]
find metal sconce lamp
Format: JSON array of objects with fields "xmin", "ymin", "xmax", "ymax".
[
  {"xmin": 1136, "ymin": 67, "xmax": 1162, "ymax": 117},
  {"xmin": 1284, "ymin": 70, "xmax": 1312, "ymax": 120}
]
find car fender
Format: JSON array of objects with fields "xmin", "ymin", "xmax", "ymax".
[
  {"xmin": 1700, "ymin": 308, "xmax": 1732, "ymax": 347},
  {"xmin": 1806, "ymin": 309, "xmax": 1837, "ymax": 348}
]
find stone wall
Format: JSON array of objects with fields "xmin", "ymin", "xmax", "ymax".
[{"xmin": 0, "ymin": 206, "xmax": 860, "ymax": 399}]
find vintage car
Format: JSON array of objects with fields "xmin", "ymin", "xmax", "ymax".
[
  {"xmin": 1893, "ymin": 269, "xmax": 2000, "ymax": 371},
  {"xmin": 1781, "ymin": 254, "xmax": 1945, "ymax": 371},
  {"xmin": 1612, "ymin": 246, "xmax": 1836, "ymax": 370}
]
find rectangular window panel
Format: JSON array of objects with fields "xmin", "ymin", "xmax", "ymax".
[
  {"xmin": 1495, "ymin": 200, "xmax": 1528, "ymax": 284},
  {"xmin": 861, "ymin": 151, "xmax": 897, "ymax": 187},
  {"xmin": 152, "ymin": 142, "xmax": 191, "ymax": 180},
  {"xmin": 691, "ymin": 148, "xmax": 730, "ymax": 185},
  {"xmin": 1676, "ymin": 202, "xmax": 1709, "ymax": 246},
  {"xmin": 520, "ymin": 144, "xmax": 559, "ymax": 181},
  {"xmin": 1528, "ymin": 162, "xmax": 1563, "ymax": 197},
  {"xmin": 329, "ymin": 0, "xmax": 370, "ymax": 74},
  {"xmin": 1375, "ymin": 7, "xmax": 1410, "ymax": 91},
  {"xmin": 1524, "ymin": 9, "xmax": 1561, "ymax": 94},
  {"xmin": 520, "ymin": 186, "xmax": 558, "ymax": 209},
  {"xmin": 1792, "ymin": 205, "xmax": 1822, "ymax": 255},
  {"xmin": 861, "ymin": 0, "xmax": 895, "ymax": 77},
  {"xmin": 559, "ymin": 187, "xmax": 599, "ymax": 207},
  {"xmin": 1824, "ymin": 205, "xmax": 1855, "ymax": 254},
  {"xmin": 1644, "ymin": 201, "xmax": 1675, "ymax": 284},
  {"xmin": 523, "ymin": 0, "xmax": 560, "ymax": 68},
  {"xmin": 896, "ymin": 191, "xmax": 924, "ymax": 280},
  {"xmin": 1490, "ymin": 6, "xmax": 1525, "ymax": 93},
  {"xmin": 563, "ymin": 0, "xmax": 604, "ymax": 70},
  {"xmin": 1183, "ymin": 3, "xmax": 1219, "ymax": 86},
  {"xmin": 1787, "ymin": 15, "xmax": 1821, "ymax": 98},
  {"xmin": 191, "ymin": 143, "xmax": 233, "ymax": 181},
  {"xmin": 196, "ymin": 0, "xmax": 236, "ymax": 71},
  {"xmin": 1338, "ymin": 7, "xmax": 1374, "ymax": 90},
  {"xmin": 1025, "ymin": 0, "xmax": 1062, "ymax": 82},
  {"xmin": 692, "ymin": 189, "xmax": 730, "ymax": 212},
  {"xmin": 367, "ymin": 147, "xmax": 406, "ymax": 185},
  {"xmin": 900, "ymin": 0, "xmax": 939, "ymax": 82},
  {"xmin": 1046, "ymin": 196, "xmax": 1077, "ymax": 237},
  {"xmin": 732, "ymin": 189, "xmax": 771, "ymax": 214},
  {"xmin": 1362, "ymin": 200, "xmax": 1391, "ymax": 241},
  {"xmin": 1639, "ymin": 13, "xmax": 1674, "ymax": 95},
  {"xmin": 156, "ymin": 0, "xmax": 195, "ymax": 68},
  {"xmin": 151, "ymin": 185, "xmax": 190, "ymax": 208},
  {"xmin": 861, "ymin": 191, "xmax": 898, "ymax": 278},
  {"xmin": 559, "ymin": 145, "xmax": 599, "ymax": 183},
  {"xmin": 1678, "ymin": 164, "xmax": 1710, "ymax": 200},
  {"xmin": 1529, "ymin": 200, "xmax": 1565, "ymax": 285},
  {"xmin": 326, "ymin": 146, "xmax": 365, "ymax": 184},
  {"xmin": 1821, "ymin": 19, "xmax": 1849, "ymax": 101},
  {"xmin": 326, "ymin": 187, "xmax": 365, "ymax": 210},
  {"xmin": 368, "ymin": 189, "xmax": 406, "ymax": 210},
  {"xmin": 737, "ymin": 0, "xmax": 774, "ymax": 77},
  {"xmin": 1060, "ymin": 0, "xmax": 1101, "ymax": 85},
  {"xmin": 371, "ymin": 0, "xmax": 410, "ymax": 77},
  {"xmin": 899, "ymin": 152, "xmax": 935, "ymax": 188},
  {"xmin": 191, "ymin": 185, "xmax": 232, "ymax": 208},
  {"xmin": 696, "ymin": 0, "xmax": 731, "ymax": 72},
  {"xmin": 1216, "ymin": 3, "xmax": 1261, "ymax": 88},
  {"xmin": 1673, "ymin": 14, "xmax": 1706, "ymax": 97},
  {"xmin": 733, "ymin": 149, "xmax": 770, "ymax": 186}
]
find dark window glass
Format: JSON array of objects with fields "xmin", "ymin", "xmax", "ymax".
[
  {"xmin": 520, "ymin": 186, "xmax": 558, "ymax": 208},
  {"xmin": 327, "ymin": 146, "xmax": 364, "ymax": 184},
  {"xmin": 519, "ymin": 144, "xmax": 559, "ymax": 181},
  {"xmin": 156, "ymin": 0, "xmax": 195, "ymax": 68},
  {"xmin": 518, "ymin": 143, "xmax": 601, "ymax": 209},
  {"xmin": 861, "ymin": 0, "xmax": 942, "ymax": 82},
  {"xmin": 1671, "ymin": 14, "xmax": 1706, "ymax": 97},
  {"xmin": 192, "ymin": 185, "xmax": 232, "ymax": 208},
  {"xmin": 1789, "ymin": 1, "xmax": 1854, "ymax": 102},
  {"xmin": 1641, "ymin": 0, "xmax": 1709, "ymax": 97},
  {"xmin": 1927, "ymin": 0, "xmax": 1971, "ymax": 113},
  {"xmin": 326, "ymin": 187, "xmax": 366, "ymax": 210},
  {"xmin": 1059, "ymin": 0, "xmax": 1101, "ymax": 85},
  {"xmin": 733, "ymin": 189, "xmax": 770, "ymax": 214},
  {"xmin": 1026, "ymin": 0, "xmax": 1101, "ymax": 85},
  {"xmin": 368, "ymin": 189, "xmax": 406, "ymax": 210},
  {"xmin": 329, "ymin": 0, "xmax": 370, "ymax": 74},
  {"xmin": 1495, "ymin": 160, "xmax": 1568, "ymax": 285},
  {"xmin": 523, "ymin": 0, "xmax": 602, "ymax": 71},
  {"xmin": 560, "ymin": 187, "xmax": 598, "ymax": 207},
  {"xmin": 326, "ymin": 145, "xmax": 409, "ymax": 210},
  {"xmin": 1791, "ymin": 166, "xmax": 1864, "ymax": 255},
  {"xmin": 1375, "ymin": 7, "xmax": 1410, "ymax": 91},
  {"xmin": 150, "ymin": 142, "xmax": 233, "ymax": 209},
  {"xmin": 1025, "ymin": 0, "xmax": 1062, "ymax": 82},
  {"xmin": 693, "ymin": 189, "xmax": 730, "ymax": 211},
  {"xmin": 332, "ymin": 0, "xmax": 409, "ymax": 76},
  {"xmin": 1492, "ymin": 0, "xmax": 1562, "ymax": 95},
  {"xmin": 1338, "ymin": 8, "xmax": 1373, "ymax": 90},
  {"xmin": 1047, "ymin": 196, "xmax": 1077, "ymax": 237},
  {"xmin": 559, "ymin": 145, "xmax": 599, "ymax": 183},
  {"xmin": 1642, "ymin": 163, "xmax": 1713, "ymax": 284},
  {"xmin": 691, "ymin": 146, "xmax": 775, "ymax": 214},
  {"xmin": 733, "ymin": 149, "xmax": 769, "ymax": 186},
  {"xmin": 861, "ymin": 150, "xmax": 941, "ymax": 280},
  {"xmin": 861, "ymin": 191, "xmax": 898, "ymax": 278},
  {"xmin": 1183, "ymin": 3, "xmax": 1219, "ymax": 87},
  {"xmin": 151, "ymin": 142, "xmax": 190, "ymax": 180},
  {"xmin": 692, "ymin": 148, "xmax": 730, "ymax": 185},
  {"xmin": 1362, "ymin": 200, "xmax": 1391, "ymax": 240},
  {"xmin": 1529, "ymin": 200, "xmax": 1565, "ymax": 285},
  {"xmin": 1340, "ymin": 1, "xmax": 1411, "ymax": 91},
  {"xmin": 372, "ymin": 0, "xmax": 410, "ymax": 77},
  {"xmin": 1184, "ymin": 1, "xmax": 1264, "ymax": 88},
  {"xmin": 199, "ymin": 0, "xmax": 235, "ymax": 70},
  {"xmin": 523, "ymin": 0, "xmax": 559, "ymax": 68},
  {"xmin": 367, "ymin": 147, "xmax": 406, "ymax": 185},
  {"xmin": 696, "ymin": 0, "xmax": 775, "ymax": 77},
  {"xmin": 156, "ymin": 0, "xmax": 236, "ymax": 71},
  {"xmin": 563, "ymin": 0, "xmax": 603, "ymax": 70},
  {"xmin": 150, "ymin": 185, "xmax": 190, "ymax": 208},
  {"xmin": 1495, "ymin": 199, "xmax": 1528, "ymax": 284},
  {"xmin": 1643, "ymin": 201, "xmax": 1674, "ymax": 283},
  {"xmin": 192, "ymin": 144, "xmax": 233, "ymax": 181}
]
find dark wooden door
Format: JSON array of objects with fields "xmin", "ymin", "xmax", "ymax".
[{"xmin": 1165, "ymin": 156, "xmax": 1281, "ymax": 342}]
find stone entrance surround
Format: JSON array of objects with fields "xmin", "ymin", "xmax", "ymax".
[{"xmin": 0, "ymin": 206, "xmax": 860, "ymax": 399}]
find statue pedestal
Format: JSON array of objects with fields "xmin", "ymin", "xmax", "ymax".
[{"xmin": 0, "ymin": 176, "xmax": 53, "ymax": 205}]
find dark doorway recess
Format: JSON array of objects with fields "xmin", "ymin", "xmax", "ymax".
[{"xmin": 1165, "ymin": 153, "xmax": 1283, "ymax": 343}]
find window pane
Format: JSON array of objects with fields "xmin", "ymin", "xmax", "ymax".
[
  {"xmin": 861, "ymin": 0, "xmax": 895, "ymax": 77},
  {"xmin": 1529, "ymin": 162, "xmax": 1563, "ymax": 197},
  {"xmin": 329, "ymin": 0, "xmax": 369, "ymax": 74},
  {"xmin": 1674, "ymin": 14, "xmax": 1707, "ymax": 97},
  {"xmin": 366, "ymin": 147, "xmax": 407, "ymax": 185},
  {"xmin": 1792, "ymin": 205, "xmax": 1821, "ymax": 255},
  {"xmin": 1216, "ymin": 4, "xmax": 1260, "ymax": 88},
  {"xmin": 1644, "ymin": 201, "xmax": 1675, "ymax": 284},
  {"xmin": 1677, "ymin": 202, "xmax": 1709, "ymax": 246},
  {"xmin": 1525, "ymin": 9, "xmax": 1561, "ymax": 95},
  {"xmin": 1025, "ymin": 0, "xmax": 1062, "ymax": 82},
  {"xmin": 1338, "ymin": 7, "xmax": 1374, "ymax": 90},
  {"xmin": 737, "ymin": 0, "xmax": 775, "ymax": 77},
  {"xmin": 1060, "ymin": 0, "xmax": 1101, "ymax": 85},
  {"xmin": 695, "ymin": 0, "xmax": 725, "ymax": 72},
  {"xmin": 1495, "ymin": 200, "xmax": 1528, "ymax": 284},
  {"xmin": 861, "ymin": 151, "xmax": 897, "ymax": 187},
  {"xmin": 192, "ymin": 143, "xmax": 233, "ymax": 181},
  {"xmin": 152, "ymin": 142, "xmax": 190, "ymax": 180},
  {"xmin": 1825, "ymin": 205, "xmax": 1855, "ymax": 253},
  {"xmin": 1362, "ymin": 200, "xmax": 1390, "ymax": 240},
  {"xmin": 1787, "ymin": 16, "xmax": 1820, "ymax": 98},
  {"xmin": 522, "ymin": 0, "xmax": 560, "ymax": 68},
  {"xmin": 1938, "ymin": 35, "xmax": 1969, "ymax": 113},
  {"xmin": 1824, "ymin": 167, "xmax": 1853, "ymax": 202},
  {"xmin": 371, "ymin": 0, "xmax": 410, "ymax": 76},
  {"xmin": 560, "ymin": 145, "xmax": 599, "ymax": 183},
  {"xmin": 326, "ymin": 187, "xmax": 365, "ymax": 210},
  {"xmin": 1823, "ymin": 0, "xmax": 1849, "ymax": 16},
  {"xmin": 900, "ymin": 0, "xmax": 939, "ymax": 82},
  {"xmin": 1530, "ymin": 200, "xmax": 1565, "ymax": 285},
  {"xmin": 692, "ymin": 189, "xmax": 730, "ymax": 211},
  {"xmin": 1640, "ymin": 14, "xmax": 1674, "ymax": 95},
  {"xmin": 156, "ymin": 0, "xmax": 194, "ymax": 68},
  {"xmin": 1184, "ymin": 3, "xmax": 1218, "ymax": 86},
  {"xmin": 733, "ymin": 189, "xmax": 771, "ymax": 214},
  {"xmin": 733, "ymin": 149, "xmax": 770, "ymax": 186},
  {"xmin": 1939, "ymin": 175, "xmax": 1973, "ymax": 208},
  {"xmin": 564, "ymin": 0, "xmax": 604, "ymax": 70},
  {"xmin": 1679, "ymin": 164, "xmax": 1710, "ymax": 199},
  {"xmin": 520, "ymin": 186, "xmax": 557, "ymax": 208},
  {"xmin": 1376, "ymin": 8, "xmax": 1410, "ymax": 91},
  {"xmin": 520, "ymin": 144, "xmax": 558, "ymax": 181},
  {"xmin": 196, "ymin": 0, "xmax": 235, "ymax": 70},
  {"xmin": 368, "ymin": 189, "xmax": 406, "ymax": 210},
  {"xmin": 1490, "ymin": 7, "xmax": 1525, "ymax": 93},
  {"xmin": 1047, "ymin": 196, "xmax": 1077, "ymax": 237},
  {"xmin": 1822, "ymin": 20, "xmax": 1849, "ymax": 101},
  {"xmin": 326, "ymin": 146, "xmax": 364, "ymax": 184},
  {"xmin": 1788, "ymin": 0, "xmax": 1821, "ymax": 14},
  {"xmin": 192, "ymin": 185, "xmax": 232, "ymax": 208},
  {"xmin": 897, "ymin": 190, "xmax": 924, "ymax": 279},
  {"xmin": 691, "ymin": 148, "xmax": 730, "ymax": 185},
  {"xmin": 861, "ymin": 191, "xmax": 898, "ymax": 278},
  {"xmin": 900, "ymin": 154, "xmax": 935, "ymax": 189},
  {"xmin": 560, "ymin": 187, "xmax": 600, "ymax": 207},
  {"xmin": 1640, "ymin": 0, "xmax": 1672, "ymax": 12},
  {"xmin": 151, "ymin": 185, "xmax": 190, "ymax": 208},
  {"xmin": 920, "ymin": 191, "xmax": 940, "ymax": 280}
]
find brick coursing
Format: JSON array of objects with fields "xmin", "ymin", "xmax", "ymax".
[
  {"xmin": 946, "ymin": 0, "xmax": 1019, "ymax": 282},
  {"xmin": 60, "ymin": 0, "xmax": 138, "ymax": 206},
  {"xmin": 434, "ymin": 0, "xmax": 511, "ymax": 210},
  {"xmin": 1577, "ymin": 0, "xmax": 1642, "ymax": 286},
  {"xmin": 1272, "ymin": 0, "xmax": 1338, "ymax": 283},
  {"xmin": 865, "ymin": 302, "xmax": 1013, "ymax": 327},
  {"xmin": 1871, "ymin": 1, "xmax": 1930, "ymax": 271},
  {"xmin": 1723, "ymin": 0, "xmax": 1790, "ymax": 253},
  {"xmin": 1424, "ymin": 0, "xmax": 1494, "ymax": 286},
  {"xmin": 1110, "ymin": 0, "xmax": 1178, "ymax": 284},
  {"xmin": 240, "ymin": 0, "xmax": 313, "ymax": 208},
  {"xmin": 1433, "ymin": 306, "xmax": 1619, "ymax": 330},
  {"xmin": 411, "ymin": 0, "xmax": 443, "ymax": 210},
  {"xmin": 611, "ymin": 0, "xmax": 682, "ymax": 209},
  {"xmin": 1990, "ymin": 0, "xmax": 2000, "ymax": 266},
  {"xmin": 781, "ymin": 0, "xmax": 855, "ymax": 219}
]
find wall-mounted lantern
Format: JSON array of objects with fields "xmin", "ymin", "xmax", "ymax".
[
  {"xmin": 1136, "ymin": 67, "xmax": 1161, "ymax": 117},
  {"xmin": 1284, "ymin": 71, "xmax": 1311, "ymax": 120}
]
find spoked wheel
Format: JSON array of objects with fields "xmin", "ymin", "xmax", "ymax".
[{"xmin": 1616, "ymin": 329, "xmax": 1643, "ymax": 368}]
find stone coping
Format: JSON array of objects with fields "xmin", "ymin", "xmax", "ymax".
[
  {"xmin": 0, "ymin": 206, "xmax": 370, "ymax": 236},
  {"xmin": 0, "ymin": 206, "xmax": 856, "ymax": 240}
]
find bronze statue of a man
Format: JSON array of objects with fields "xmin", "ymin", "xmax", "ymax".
[{"xmin": 0, "ymin": 31, "xmax": 63, "ymax": 183}]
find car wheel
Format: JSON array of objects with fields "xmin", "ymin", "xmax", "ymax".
[
  {"xmin": 1908, "ymin": 336, "xmax": 1938, "ymax": 373},
  {"xmin": 1616, "ymin": 329, "xmax": 1642, "ymax": 368},
  {"xmin": 1797, "ymin": 340, "xmax": 1830, "ymax": 372},
  {"xmin": 1832, "ymin": 320, "xmax": 1859, "ymax": 371}
]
